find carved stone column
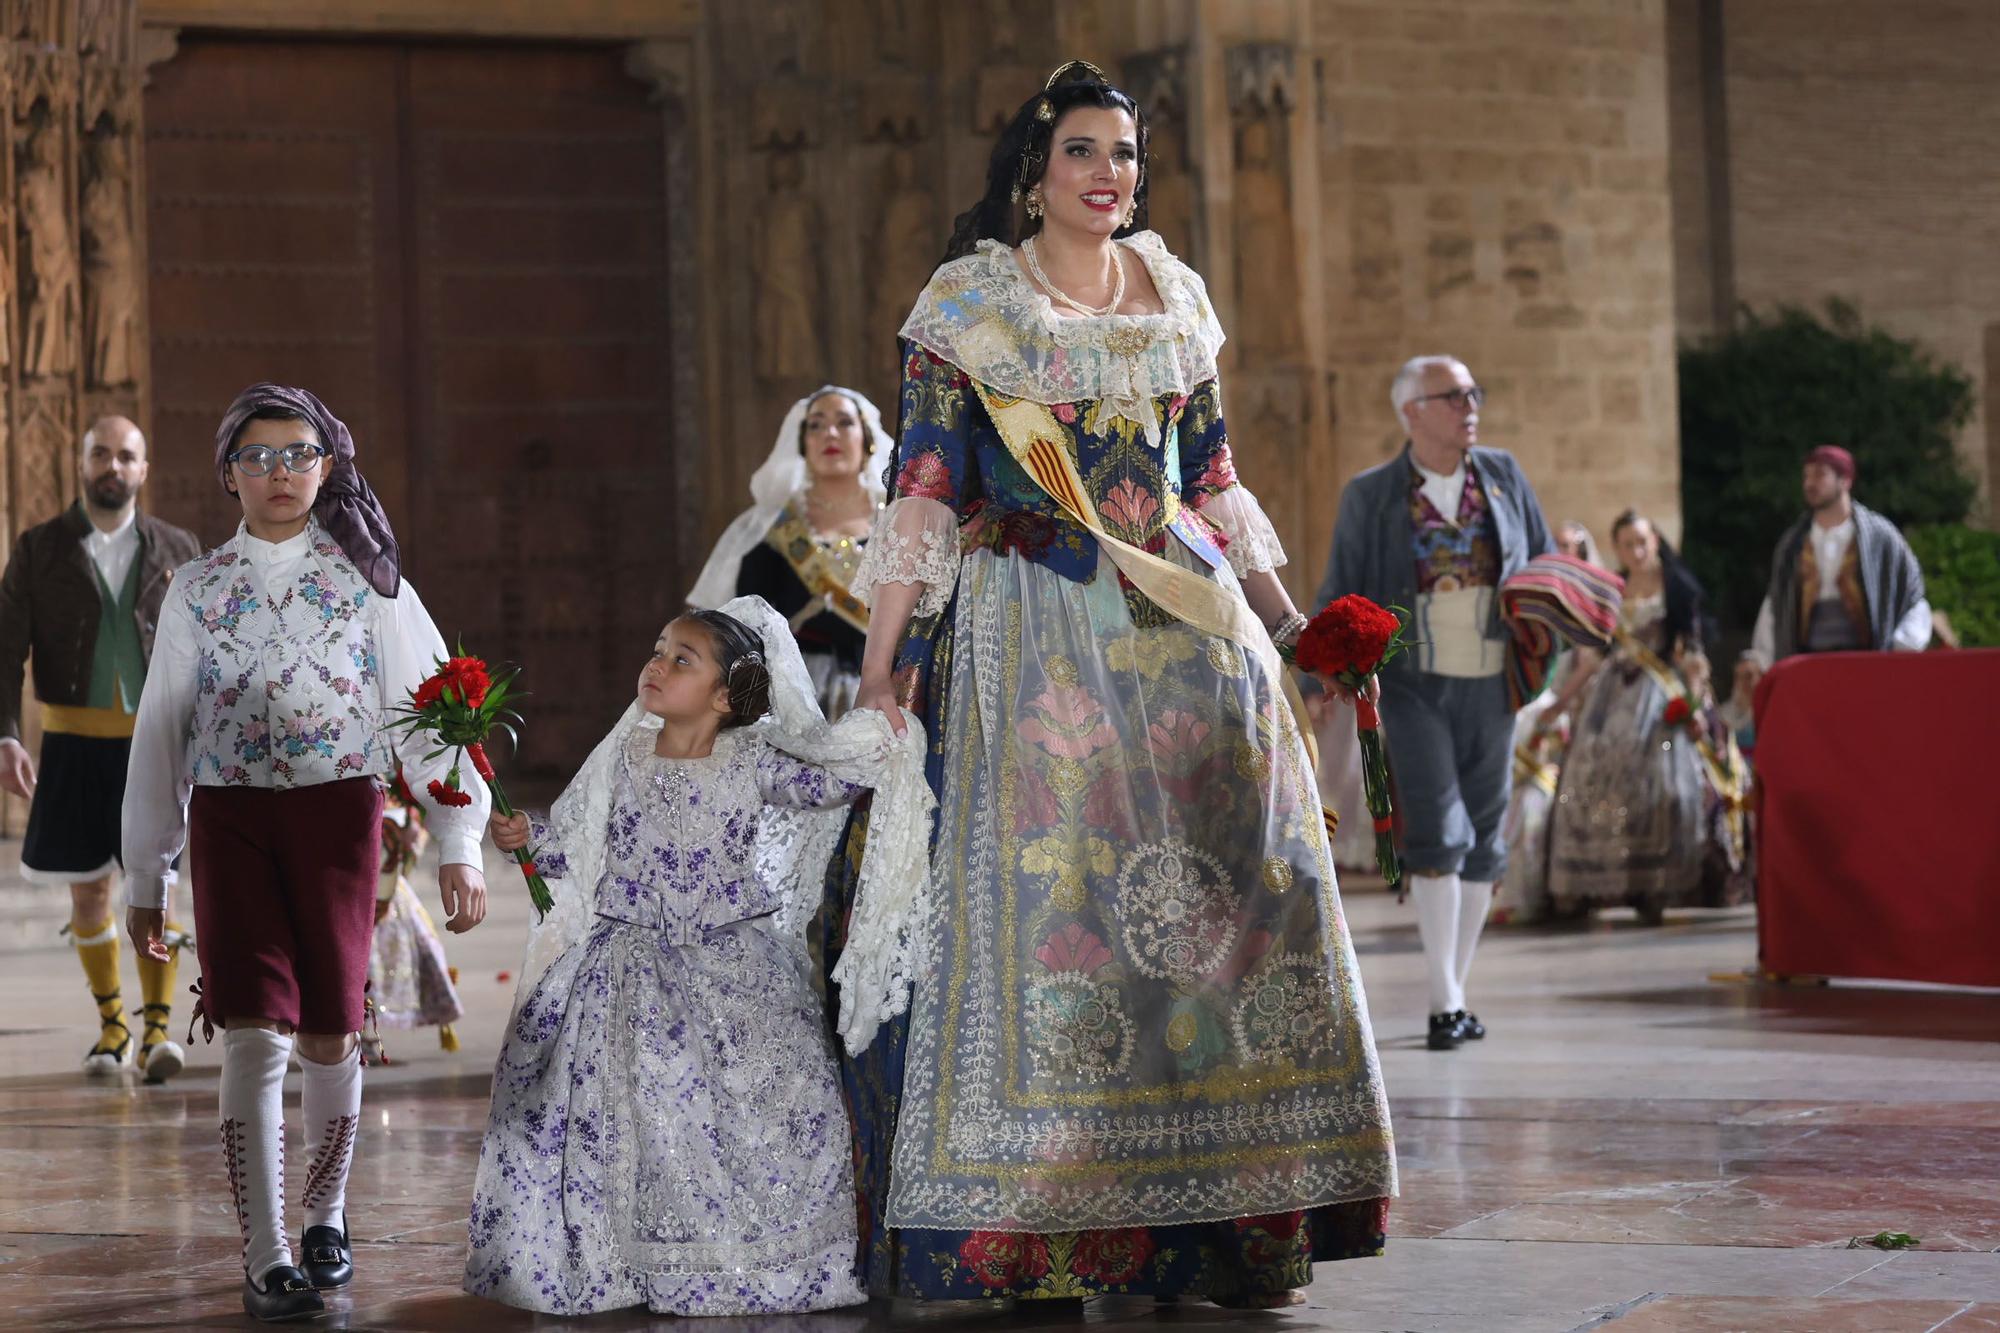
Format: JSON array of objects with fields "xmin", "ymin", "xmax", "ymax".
[
  {"xmin": 79, "ymin": 1, "xmax": 143, "ymax": 426},
  {"xmin": 9, "ymin": 1, "xmax": 83, "ymax": 540},
  {"xmin": 1124, "ymin": 47, "xmax": 1200, "ymax": 265},
  {"xmin": 0, "ymin": 1, "xmax": 146, "ymax": 838}
]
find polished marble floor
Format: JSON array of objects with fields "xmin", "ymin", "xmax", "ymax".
[{"xmin": 1, "ymin": 847, "xmax": 1995, "ymax": 1332}]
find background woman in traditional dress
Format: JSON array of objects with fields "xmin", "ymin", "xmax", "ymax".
[
  {"xmin": 838, "ymin": 62, "xmax": 1394, "ymax": 1309},
  {"xmin": 1496, "ymin": 520, "xmax": 1602, "ymax": 922},
  {"xmin": 688, "ymin": 387, "xmax": 891, "ymax": 718},
  {"xmin": 1544, "ymin": 510, "xmax": 1746, "ymax": 923}
]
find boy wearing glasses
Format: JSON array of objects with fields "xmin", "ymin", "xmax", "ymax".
[
  {"xmin": 1316, "ymin": 355, "xmax": 1553, "ymax": 1052},
  {"xmin": 121, "ymin": 383, "xmax": 491, "ymax": 1321},
  {"xmin": 0, "ymin": 416, "xmax": 199, "ymax": 1081}
]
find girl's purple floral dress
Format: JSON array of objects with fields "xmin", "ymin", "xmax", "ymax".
[{"xmin": 464, "ymin": 724, "xmax": 869, "ymax": 1315}]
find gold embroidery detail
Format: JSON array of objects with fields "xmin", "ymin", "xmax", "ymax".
[
  {"xmin": 1205, "ymin": 637, "xmax": 1242, "ymax": 676},
  {"xmin": 1233, "ymin": 741, "xmax": 1271, "ymax": 783}
]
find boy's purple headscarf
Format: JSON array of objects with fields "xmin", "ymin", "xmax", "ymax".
[{"xmin": 214, "ymin": 383, "xmax": 401, "ymax": 597}]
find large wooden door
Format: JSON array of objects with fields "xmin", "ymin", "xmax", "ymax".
[{"xmin": 147, "ymin": 37, "xmax": 679, "ymax": 786}]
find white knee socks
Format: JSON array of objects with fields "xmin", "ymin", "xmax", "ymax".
[
  {"xmin": 1410, "ymin": 873, "xmax": 1465, "ymax": 1015},
  {"xmin": 299, "ymin": 1046, "xmax": 363, "ymax": 1231},
  {"xmin": 1455, "ymin": 879, "xmax": 1493, "ymax": 998},
  {"xmin": 220, "ymin": 1028, "xmax": 293, "ymax": 1282}
]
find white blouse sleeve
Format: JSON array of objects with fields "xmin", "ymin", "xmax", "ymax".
[
  {"xmin": 1199, "ymin": 484, "xmax": 1288, "ymax": 576},
  {"xmin": 849, "ymin": 496, "xmax": 960, "ymax": 619},
  {"xmin": 378, "ymin": 581, "xmax": 492, "ymax": 869},
  {"xmin": 121, "ymin": 596, "xmax": 200, "ymax": 911}
]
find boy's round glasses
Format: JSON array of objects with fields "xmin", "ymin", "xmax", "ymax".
[{"xmin": 227, "ymin": 443, "xmax": 330, "ymax": 477}]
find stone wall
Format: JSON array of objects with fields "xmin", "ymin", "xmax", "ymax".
[
  {"xmin": 1312, "ymin": 0, "xmax": 1682, "ymax": 557},
  {"xmin": 1671, "ymin": 0, "xmax": 2000, "ymax": 511}
]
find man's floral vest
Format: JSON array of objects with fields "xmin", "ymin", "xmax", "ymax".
[{"xmin": 182, "ymin": 532, "xmax": 386, "ymax": 789}]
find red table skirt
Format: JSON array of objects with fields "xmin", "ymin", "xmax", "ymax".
[{"xmin": 1754, "ymin": 649, "xmax": 2000, "ymax": 987}]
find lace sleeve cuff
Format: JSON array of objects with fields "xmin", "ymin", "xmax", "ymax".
[
  {"xmin": 851, "ymin": 496, "xmax": 960, "ymax": 619},
  {"xmin": 1199, "ymin": 484, "xmax": 1288, "ymax": 575}
]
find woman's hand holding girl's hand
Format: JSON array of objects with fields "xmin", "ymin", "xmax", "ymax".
[
  {"xmin": 856, "ymin": 674, "xmax": 906, "ymax": 737},
  {"xmin": 490, "ymin": 810, "xmax": 531, "ymax": 853}
]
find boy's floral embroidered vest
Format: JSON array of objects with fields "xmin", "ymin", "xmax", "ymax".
[{"xmin": 182, "ymin": 531, "xmax": 386, "ymax": 789}]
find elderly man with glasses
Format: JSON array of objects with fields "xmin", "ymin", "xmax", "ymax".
[{"xmin": 1314, "ymin": 356, "xmax": 1554, "ymax": 1051}]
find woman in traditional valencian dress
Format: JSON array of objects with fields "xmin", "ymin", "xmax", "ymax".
[
  {"xmin": 837, "ymin": 62, "xmax": 1396, "ymax": 1308},
  {"xmin": 1544, "ymin": 510, "xmax": 1748, "ymax": 923},
  {"xmin": 1495, "ymin": 520, "xmax": 1602, "ymax": 923},
  {"xmin": 688, "ymin": 387, "xmax": 892, "ymax": 719}
]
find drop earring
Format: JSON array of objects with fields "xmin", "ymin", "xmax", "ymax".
[{"xmin": 1025, "ymin": 189, "xmax": 1044, "ymax": 220}]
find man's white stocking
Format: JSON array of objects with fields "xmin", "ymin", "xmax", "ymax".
[{"xmin": 1409, "ymin": 873, "xmax": 1465, "ymax": 1015}]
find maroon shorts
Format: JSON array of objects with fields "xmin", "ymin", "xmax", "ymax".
[{"xmin": 190, "ymin": 778, "xmax": 383, "ymax": 1035}]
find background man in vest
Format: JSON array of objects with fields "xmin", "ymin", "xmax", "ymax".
[
  {"xmin": 0, "ymin": 416, "xmax": 201, "ymax": 1080},
  {"xmin": 1318, "ymin": 356, "xmax": 1553, "ymax": 1051},
  {"xmin": 1751, "ymin": 445, "xmax": 1931, "ymax": 666}
]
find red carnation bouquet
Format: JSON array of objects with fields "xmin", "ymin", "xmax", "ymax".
[
  {"xmin": 1294, "ymin": 594, "xmax": 1416, "ymax": 891},
  {"xmin": 387, "ymin": 651, "xmax": 552, "ymax": 919}
]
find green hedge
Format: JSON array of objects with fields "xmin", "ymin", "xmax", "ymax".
[
  {"xmin": 1680, "ymin": 300, "xmax": 1978, "ymax": 631},
  {"xmin": 1908, "ymin": 524, "xmax": 2000, "ymax": 648}
]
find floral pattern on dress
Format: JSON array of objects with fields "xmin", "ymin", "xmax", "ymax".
[
  {"xmin": 465, "ymin": 729, "xmax": 870, "ymax": 1316},
  {"xmin": 816, "ymin": 326, "xmax": 1394, "ymax": 1302}
]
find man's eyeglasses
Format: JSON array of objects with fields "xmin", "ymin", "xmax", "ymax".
[
  {"xmin": 227, "ymin": 443, "xmax": 330, "ymax": 477},
  {"xmin": 1411, "ymin": 386, "xmax": 1486, "ymax": 411}
]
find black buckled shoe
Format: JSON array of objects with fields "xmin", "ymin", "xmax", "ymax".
[
  {"xmin": 1453, "ymin": 1010, "xmax": 1487, "ymax": 1040},
  {"xmin": 301, "ymin": 1216, "xmax": 353, "ymax": 1289},
  {"xmin": 1427, "ymin": 1012, "xmax": 1466, "ymax": 1051},
  {"xmin": 243, "ymin": 1263, "xmax": 325, "ymax": 1321}
]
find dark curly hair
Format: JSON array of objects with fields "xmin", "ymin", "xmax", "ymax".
[
  {"xmin": 942, "ymin": 60, "xmax": 1149, "ymax": 265},
  {"xmin": 675, "ymin": 609, "xmax": 772, "ymax": 727}
]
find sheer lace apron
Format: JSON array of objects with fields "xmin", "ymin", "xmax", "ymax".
[{"xmin": 885, "ymin": 543, "xmax": 1396, "ymax": 1232}]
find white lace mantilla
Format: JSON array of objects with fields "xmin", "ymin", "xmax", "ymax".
[
  {"xmin": 899, "ymin": 230, "xmax": 1225, "ymax": 447},
  {"xmin": 850, "ymin": 495, "xmax": 960, "ymax": 617},
  {"xmin": 511, "ymin": 596, "xmax": 934, "ymax": 1055}
]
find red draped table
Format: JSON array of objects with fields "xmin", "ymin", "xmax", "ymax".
[{"xmin": 1754, "ymin": 649, "xmax": 2000, "ymax": 987}]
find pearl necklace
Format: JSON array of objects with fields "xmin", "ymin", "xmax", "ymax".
[{"xmin": 1023, "ymin": 235, "xmax": 1126, "ymax": 317}]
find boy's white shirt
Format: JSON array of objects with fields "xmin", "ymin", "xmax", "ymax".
[{"xmin": 121, "ymin": 521, "xmax": 489, "ymax": 911}]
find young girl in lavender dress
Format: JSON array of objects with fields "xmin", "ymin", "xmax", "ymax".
[{"xmin": 464, "ymin": 596, "xmax": 931, "ymax": 1317}]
